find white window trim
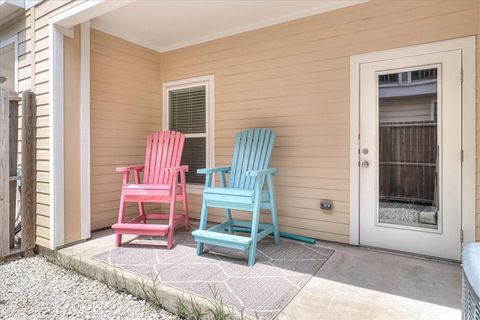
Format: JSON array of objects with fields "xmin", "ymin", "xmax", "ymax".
[
  {"xmin": 349, "ymin": 36, "xmax": 476, "ymax": 247},
  {"xmin": 163, "ymin": 75, "xmax": 215, "ymax": 194}
]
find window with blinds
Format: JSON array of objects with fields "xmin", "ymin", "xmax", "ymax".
[{"xmin": 168, "ymin": 85, "xmax": 207, "ymax": 184}]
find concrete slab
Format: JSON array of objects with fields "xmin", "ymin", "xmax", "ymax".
[
  {"xmin": 278, "ymin": 242, "xmax": 461, "ymax": 320},
  {"xmin": 59, "ymin": 229, "xmax": 461, "ymax": 320}
]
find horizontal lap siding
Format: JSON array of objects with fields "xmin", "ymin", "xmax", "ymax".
[
  {"xmin": 4, "ymin": 0, "xmax": 88, "ymax": 247},
  {"xmin": 162, "ymin": 0, "xmax": 480, "ymax": 243},
  {"xmin": 90, "ymin": 30, "xmax": 163, "ymax": 230},
  {"xmin": 31, "ymin": 1, "xmax": 79, "ymax": 247},
  {"xmin": 0, "ymin": 1, "xmax": 76, "ymax": 247}
]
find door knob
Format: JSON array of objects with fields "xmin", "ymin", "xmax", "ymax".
[{"xmin": 361, "ymin": 160, "xmax": 369, "ymax": 168}]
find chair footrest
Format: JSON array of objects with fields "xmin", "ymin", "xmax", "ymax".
[
  {"xmin": 112, "ymin": 223, "xmax": 170, "ymax": 236},
  {"xmin": 192, "ymin": 230, "xmax": 252, "ymax": 251}
]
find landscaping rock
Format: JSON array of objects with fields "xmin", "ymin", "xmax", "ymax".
[{"xmin": 0, "ymin": 256, "xmax": 177, "ymax": 319}]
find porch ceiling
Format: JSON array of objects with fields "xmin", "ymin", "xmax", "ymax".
[{"xmin": 91, "ymin": 0, "xmax": 366, "ymax": 53}]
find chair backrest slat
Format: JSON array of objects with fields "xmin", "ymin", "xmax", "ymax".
[
  {"xmin": 245, "ymin": 128, "xmax": 266, "ymax": 190},
  {"xmin": 229, "ymin": 128, "xmax": 276, "ymax": 190},
  {"xmin": 152, "ymin": 131, "xmax": 164, "ymax": 183},
  {"xmin": 143, "ymin": 131, "xmax": 185, "ymax": 185}
]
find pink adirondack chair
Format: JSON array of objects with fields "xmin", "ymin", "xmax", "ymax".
[{"xmin": 112, "ymin": 131, "xmax": 190, "ymax": 249}]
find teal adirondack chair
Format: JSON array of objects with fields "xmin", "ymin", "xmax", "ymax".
[{"xmin": 192, "ymin": 128, "xmax": 279, "ymax": 266}]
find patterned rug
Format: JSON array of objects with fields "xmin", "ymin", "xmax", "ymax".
[{"xmin": 93, "ymin": 231, "xmax": 334, "ymax": 319}]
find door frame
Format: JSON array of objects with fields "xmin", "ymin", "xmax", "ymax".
[{"xmin": 349, "ymin": 36, "xmax": 476, "ymax": 248}]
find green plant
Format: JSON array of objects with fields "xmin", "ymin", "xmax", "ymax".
[
  {"xmin": 175, "ymin": 296, "xmax": 191, "ymax": 319},
  {"xmin": 110, "ymin": 268, "xmax": 131, "ymax": 294},
  {"xmin": 175, "ymin": 294, "xmax": 205, "ymax": 320},
  {"xmin": 187, "ymin": 295, "xmax": 205, "ymax": 320},
  {"xmin": 146, "ymin": 276, "xmax": 165, "ymax": 309},
  {"xmin": 44, "ymin": 249, "xmax": 60, "ymax": 264},
  {"xmin": 207, "ymin": 284, "xmax": 231, "ymax": 320}
]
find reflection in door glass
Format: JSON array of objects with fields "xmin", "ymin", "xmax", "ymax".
[{"xmin": 378, "ymin": 68, "xmax": 438, "ymax": 229}]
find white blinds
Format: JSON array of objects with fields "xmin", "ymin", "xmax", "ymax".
[
  {"xmin": 169, "ymin": 86, "xmax": 206, "ymax": 134},
  {"xmin": 168, "ymin": 85, "xmax": 207, "ymax": 184}
]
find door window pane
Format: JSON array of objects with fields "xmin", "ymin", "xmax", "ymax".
[{"xmin": 378, "ymin": 68, "xmax": 438, "ymax": 229}]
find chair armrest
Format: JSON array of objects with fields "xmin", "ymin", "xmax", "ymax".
[
  {"xmin": 116, "ymin": 165, "xmax": 144, "ymax": 173},
  {"xmin": 197, "ymin": 166, "xmax": 231, "ymax": 174},
  {"xmin": 166, "ymin": 165, "xmax": 189, "ymax": 172},
  {"xmin": 245, "ymin": 168, "xmax": 278, "ymax": 176}
]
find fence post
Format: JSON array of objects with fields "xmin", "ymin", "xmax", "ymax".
[
  {"xmin": 0, "ymin": 89, "xmax": 9, "ymax": 257},
  {"xmin": 21, "ymin": 91, "xmax": 36, "ymax": 251}
]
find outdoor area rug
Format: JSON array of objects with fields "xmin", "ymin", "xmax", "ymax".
[{"xmin": 93, "ymin": 230, "xmax": 334, "ymax": 319}]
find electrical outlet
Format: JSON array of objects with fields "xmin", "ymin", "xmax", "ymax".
[{"xmin": 320, "ymin": 200, "xmax": 333, "ymax": 210}]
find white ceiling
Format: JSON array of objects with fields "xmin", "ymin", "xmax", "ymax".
[{"xmin": 91, "ymin": 0, "xmax": 366, "ymax": 53}]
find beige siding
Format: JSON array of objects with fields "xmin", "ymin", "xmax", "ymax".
[
  {"xmin": 31, "ymin": 1, "xmax": 81, "ymax": 247},
  {"xmin": 379, "ymin": 96, "xmax": 436, "ymax": 123},
  {"xmin": 1, "ymin": 0, "xmax": 81, "ymax": 247},
  {"xmin": 90, "ymin": 30, "xmax": 163, "ymax": 230},
  {"xmin": 161, "ymin": 0, "xmax": 480, "ymax": 243}
]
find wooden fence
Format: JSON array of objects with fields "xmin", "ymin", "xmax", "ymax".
[
  {"xmin": 379, "ymin": 122, "xmax": 437, "ymax": 204},
  {"xmin": 0, "ymin": 89, "xmax": 37, "ymax": 258}
]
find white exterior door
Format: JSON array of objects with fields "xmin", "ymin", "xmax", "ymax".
[{"xmin": 359, "ymin": 50, "xmax": 462, "ymax": 260}]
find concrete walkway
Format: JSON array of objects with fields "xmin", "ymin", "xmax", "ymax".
[
  {"xmin": 279, "ymin": 242, "xmax": 460, "ymax": 320},
  {"xmin": 59, "ymin": 229, "xmax": 461, "ymax": 320}
]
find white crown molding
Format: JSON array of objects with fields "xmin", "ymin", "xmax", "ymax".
[{"xmin": 91, "ymin": 0, "xmax": 367, "ymax": 53}]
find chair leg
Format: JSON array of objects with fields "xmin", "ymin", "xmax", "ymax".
[
  {"xmin": 248, "ymin": 203, "xmax": 261, "ymax": 266},
  {"xmin": 167, "ymin": 227, "xmax": 174, "ymax": 249},
  {"xmin": 167, "ymin": 197, "xmax": 176, "ymax": 250},
  {"xmin": 179, "ymin": 171, "xmax": 190, "ymax": 231},
  {"xmin": 224, "ymin": 209, "xmax": 233, "ymax": 234},
  {"xmin": 138, "ymin": 202, "xmax": 146, "ymax": 223},
  {"xmin": 270, "ymin": 205, "xmax": 280, "ymax": 246},
  {"xmin": 219, "ymin": 172, "xmax": 233, "ymax": 234},
  {"xmin": 196, "ymin": 198, "xmax": 209, "ymax": 255},
  {"xmin": 182, "ymin": 194, "xmax": 190, "ymax": 232},
  {"xmin": 115, "ymin": 234, "xmax": 122, "ymax": 247},
  {"xmin": 267, "ymin": 175, "xmax": 280, "ymax": 245},
  {"xmin": 115, "ymin": 193, "xmax": 126, "ymax": 247}
]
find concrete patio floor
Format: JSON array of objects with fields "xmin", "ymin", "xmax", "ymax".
[{"xmin": 58, "ymin": 228, "xmax": 461, "ymax": 320}]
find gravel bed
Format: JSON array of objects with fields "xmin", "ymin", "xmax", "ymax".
[{"xmin": 0, "ymin": 256, "xmax": 178, "ymax": 320}]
